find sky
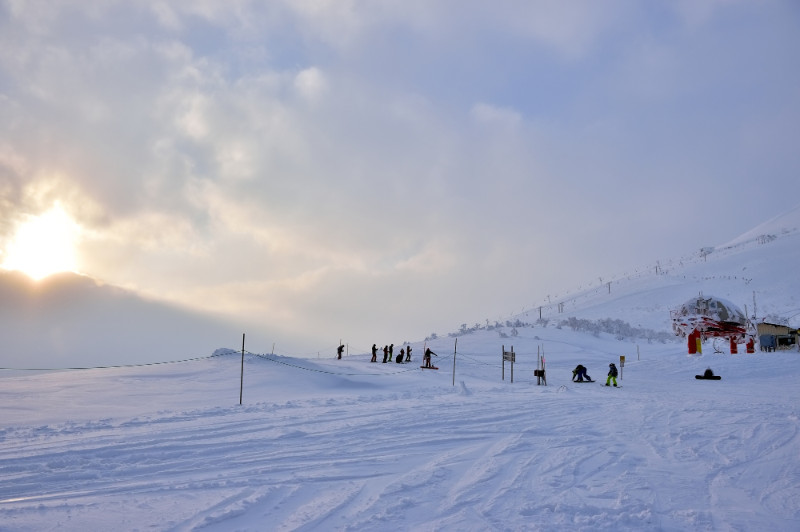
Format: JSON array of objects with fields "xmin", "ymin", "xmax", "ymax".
[{"xmin": 1, "ymin": 0, "xmax": 799, "ymax": 355}]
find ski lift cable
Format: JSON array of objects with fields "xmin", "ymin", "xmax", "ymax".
[{"xmin": 0, "ymin": 352, "xmax": 229, "ymax": 372}]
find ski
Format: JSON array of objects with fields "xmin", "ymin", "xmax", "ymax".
[{"xmin": 420, "ymin": 366, "xmax": 439, "ymax": 370}]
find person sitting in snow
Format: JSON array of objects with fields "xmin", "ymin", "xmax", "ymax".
[
  {"xmin": 423, "ymin": 348, "xmax": 437, "ymax": 368},
  {"xmin": 572, "ymin": 364, "xmax": 592, "ymax": 382},
  {"xmin": 605, "ymin": 363, "xmax": 618, "ymax": 387},
  {"xmin": 396, "ymin": 349, "xmax": 405, "ymax": 363}
]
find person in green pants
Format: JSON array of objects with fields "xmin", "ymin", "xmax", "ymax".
[{"xmin": 605, "ymin": 363, "xmax": 618, "ymax": 387}]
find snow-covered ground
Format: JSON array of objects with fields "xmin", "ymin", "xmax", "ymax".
[{"xmin": 2, "ymin": 206, "xmax": 799, "ymax": 531}]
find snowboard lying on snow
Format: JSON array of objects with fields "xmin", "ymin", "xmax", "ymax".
[{"xmin": 695, "ymin": 374, "xmax": 722, "ymax": 380}]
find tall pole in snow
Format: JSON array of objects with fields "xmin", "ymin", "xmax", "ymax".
[
  {"xmin": 239, "ymin": 333, "xmax": 245, "ymax": 405},
  {"xmin": 452, "ymin": 338, "xmax": 457, "ymax": 386}
]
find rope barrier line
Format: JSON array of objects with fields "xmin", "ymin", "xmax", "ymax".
[
  {"xmin": 0, "ymin": 352, "xmax": 229, "ymax": 372},
  {"xmin": 1, "ymin": 347, "xmax": 543, "ymax": 376}
]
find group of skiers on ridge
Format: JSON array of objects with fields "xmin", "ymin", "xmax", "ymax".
[
  {"xmin": 572, "ymin": 363, "xmax": 618, "ymax": 386},
  {"xmin": 363, "ymin": 343, "xmax": 437, "ymax": 367}
]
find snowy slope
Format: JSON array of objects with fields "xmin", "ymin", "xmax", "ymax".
[
  {"xmin": 1, "ymin": 206, "xmax": 799, "ymax": 531},
  {"xmin": 526, "ymin": 202, "xmax": 800, "ymax": 333}
]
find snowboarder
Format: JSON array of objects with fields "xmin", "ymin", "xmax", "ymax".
[
  {"xmin": 337, "ymin": 344, "xmax": 344, "ymax": 360},
  {"xmin": 382, "ymin": 345, "xmax": 389, "ymax": 363},
  {"xmin": 605, "ymin": 363, "xmax": 618, "ymax": 387},
  {"xmin": 423, "ymin": 348, "xmax": 437, "ymax": 368},
  {"xmin": 405, "ymin": 345, "xmax": 412, "ymax": 362},
  {"xmin": 695, "ymin": 367, "xmax": 722, "ymax": 380},
  {"xmin": 396, "ymin": 349, "xmax": 404, "ymax": 363},
  {"xmin": 572, "ymin": 364, "xmax": 592, "ymax": 382},
  {"xmin": 371, "ymin": 344, "xmax": 378, "ymax": 363}
]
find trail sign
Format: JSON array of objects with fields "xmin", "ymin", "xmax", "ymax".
[{"xmin": 502, "ymin": 345, "xmax": 515, "ymax": 382}]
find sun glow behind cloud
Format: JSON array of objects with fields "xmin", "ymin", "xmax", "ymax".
[
  {"xmin": 0, "ymin": 1, "xmax": 798, "ymax": 351},
  {"xmin": 1, "ymin": 205, "xmax": 80, "ymax": 280}
]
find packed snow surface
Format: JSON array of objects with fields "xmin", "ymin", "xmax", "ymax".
[{"xmin": 2, "ymin": 333, "xmax": 799, "ymax": 531}]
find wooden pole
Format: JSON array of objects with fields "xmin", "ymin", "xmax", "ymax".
[
  {"xmin": 511, "ymin": 346, "xmax": 514, "ymax": 384},
  {"xmin": 239, "ymin": 333, "xmax": 245, "ymax": 405}
]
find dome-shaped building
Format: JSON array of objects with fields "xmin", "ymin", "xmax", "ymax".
[{"xmin": 670, "ymin": 295, "xmax": 751, "ymax": 354}]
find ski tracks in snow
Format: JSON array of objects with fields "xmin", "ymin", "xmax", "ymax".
[{"xmin": 2, "ymin": 371, "xmax": 800, "ymax": 531}]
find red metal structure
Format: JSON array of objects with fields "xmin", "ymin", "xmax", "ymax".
[{"xmin": 671, "ymin": 295, "xmax": 752, "ymax": 354}]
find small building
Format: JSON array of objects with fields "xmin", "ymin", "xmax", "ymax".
[{"xmin": 756, "ymin": 322, "xmax": 798, "ymax": 351}]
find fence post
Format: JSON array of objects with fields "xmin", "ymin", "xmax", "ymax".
[
  {"xmin": 511, "ymin": 346, "xmax": 514, "ymax": 383},
  {"xmin": 239, "ymin": 333, "xmax": 245, "ymax": 405},
  {"xmin": 452, "ymin": 338, "xmax": 457, "ymax": 386}
]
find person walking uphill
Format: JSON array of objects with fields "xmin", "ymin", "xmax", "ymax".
[
  {"xmin": 423, "ymin": 348, "xmax": 437, "ymax": 368},
  {"xmin": 337, "ymin": 344, "xmax": 344, "ymax": 360},
  {"xmin": 606, "ymin": 363, "xmax": 618, "ymax": 387}
]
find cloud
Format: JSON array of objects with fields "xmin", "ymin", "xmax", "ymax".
[
  {"xmin": 470, "ymin": 102, "xmax": 522, "ymax": 128},
  {"xmin": 293, "ymin": 66, "xmax": 328, "ymax": 102},
  {"xmin": 1, "ymin": 1, "xmax": 799, "ymax": 359}
]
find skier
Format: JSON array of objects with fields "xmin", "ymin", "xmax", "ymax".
[
  {"xmin": 605, "ymin": 363, "xmax": 618, "ymax": 387},
  {"xmin": 382, "ymin": 345, "xmax": 389, "ymax": 363},
  {"xmin": 423, "ymin": 348, "xmax": 437, "ymax": 368},
  {"xmin": 405, "ymin": 345, "xmax": 412, "ymax": 362},
  {"xmin": 572, "ymin": 364, "xmax": 592, "ymax": 382},
  {"xmin": 337, "ymin": 344, "xmax": 344, "ymax": 360},
  {"xmin": 371, "ymin": 344, "xmax": 378, "ymax": 363},
  {"xmin": 396, "ymin": 349, "xmax": 404, "ymax": 363}
]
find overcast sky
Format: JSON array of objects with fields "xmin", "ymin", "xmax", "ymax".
[{"xmin": 1, "ymin": 1, "xmax": 798, "ymax": 355}]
